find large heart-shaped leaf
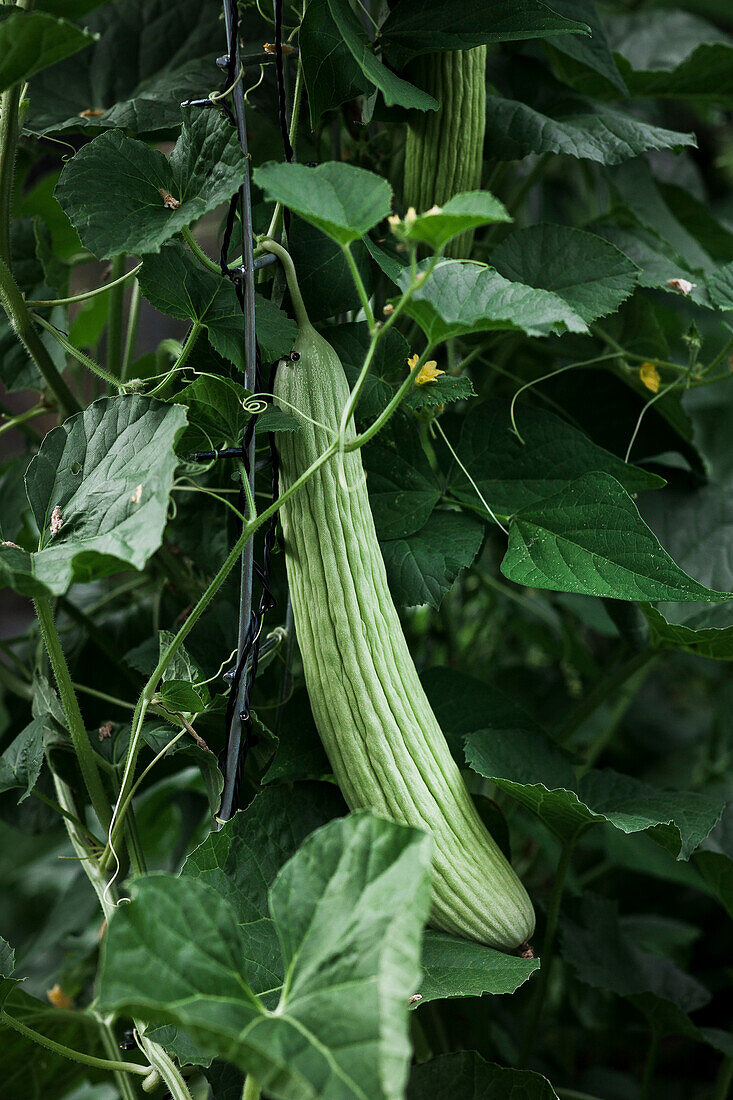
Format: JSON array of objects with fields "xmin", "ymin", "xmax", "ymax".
[
  {"xmin": 0, "ymin": 396, "xmax": 186, "ymax": 596},
  {"xmin": 56, "ymin": 111, "xmax": 250, "ymax": 258},
  {"xmin": 398, "ymin": 260, "xmax": 588, "ymax": 344},
  {"xmin": 254, "ymin": 161, "xmax": 393, "ymax": 247},
  {"xmin": 491, "ymin": 224, "xmax": 638, "ymax": 323},
  {"xmin": 97, "ymin": 811, "xmax": 433, "ymax": 1100},
  {"xmin": 502, "ymin": 472, "xmax": 728, "ymax": 602},
  {"xmin": 0, "ymin": 9, "xmax": 94, "ymax": 93}
]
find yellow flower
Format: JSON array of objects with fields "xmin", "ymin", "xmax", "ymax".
[
  {"xmin": 408, "ymin": 354, "xmax": 444, "ymax": 385},
  {"xmin": 47, "ymin": 984, "xmax": 74, "ymax": 1010},
  {"xmin": 424, "ymin": 205, "xmax": 443, "ymax": 216},
  {"xmin": 639, "ymin": 361, "xmax": 661, "ymax": 393}
]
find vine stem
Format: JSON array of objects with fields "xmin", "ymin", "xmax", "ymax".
[
  {"xmin": 0, "ymin": 1010, "xmax": 150, "ymax": 1076},
  {"xmin": 518, "ymin": 839, "xmax": 575, "ymax": 1068},
  {"xmin": 639, "ymin": 1026, "xmax": 660, "ymax": 1100},
  {"xmin": 34, "ymin": 597, "xmax": 112, "ymax": 832},
  {"xmin": 50, "ymin": 775, "xmax": 194, "ymax": 1100},
  {"xmin": 0, "ymin": 82, "xmax": 22, "ymax": 263},
  {"xmin": 554, "ymin": 650, "xmax": 657, "ymax": 744},
  {"xmin": 121, "ymin": 277, "xmax": 141, "ymax": 381},
  {"xmin": 106, "ymin": 254, "xmax": 126, "ymax": 382},
  {"xmin": 26, "ymin": 262, "xmax": 143, "ymax": 308},
  {"xmin": 0, "ymin": 255, "xmax": 81, "ymax": 416},
  {"xmin": 243, "ymin": 1075, "xmax": 261, "ymax": 1100},
  {"xmin": 31, "ymin": 311, "xmax": 126, "ymax": 391},
  {"xmin": 0, "ymin": 402, "xmax": 46, "ymax": 439},
  {"xmin": 97, "ymin": 1016, "xmax": 140, "ymax": 1100}
]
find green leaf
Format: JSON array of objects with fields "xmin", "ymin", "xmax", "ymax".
[
  {"xmin": 543, "ymin": 0, "xmax": 628, "ymax": 97},
  {"xmin": 644, "ymin": 604, "xmax": 733, "ymax": 662},
  {"xmin": 27, "ymin": 0, "xmax": 222, "ymax": 135},
  {"xmin": 608, "ymin": 160, "xmax": 712, "ymax": 275},
  {"xmin": 560, "ymin": 894, "xmax": 710, "ymax": 1011},
  {"xmin": 0, "ymin": 396, "xmax": 186, "ymax": 597},
  {"xmin": 1, "ymin": 988, "xmax": 108, "ymax": 1098},
  {"xmin": 401, "ymin": 192, "xmax": 511, "ymax": 251},
  {"xmin": 300, "ymin": 0, "xmax": 371, "ymax": 126},
  {"xmin": 502, "ymin": 472, "xmax": 728, "ymax": 602},
  {"xmin": 253, "ymin": 160, "xmax": 393, "ymax": 247},
  {"xmin": 182, "ymin": 783, "xmax": 346, "ymax": 927},
  {"xmin": 465, "ymin": 724, "xmax": 723, "ymax": 855},
  {"xmin": 381, "ymin": 511, "xmax": 484, "ymax": 608},
  {"xmin": 381, "ymin": 0, "xmax": 589, "ymax": 67},
  {"xmin": 261, "ymin": 691, "xmax": 333, "ymax": 786},
  {"xmin": 597, "ymin": 225, "xmax": 711, "ymax": 307},
  {"xmin": 707, "ymin": 261, "xmax": 733, "ymax": 311},
  {"xmin": 174, "ymin": 375, "xmax": 299, "ymax": 454},
  {"xmin": 491, "ymin": 224, "xmax": 638, "ymax": 323},
  {"xmin": 138, "ymin": 242, "xmax": 297, "ymax": 366},
  {"xmin": 288, "ymin": 217, "xmax": 374, "ymax": 322},
  {"xmin": 447, "ymin": 399, "xmax": 663, "ymax": 516},
  {"xmin": 608, "ymin": 10, "xmax": 733, "ymax": 106},
  {"xmin": 98, "ymin": 812, "xmax": 433, "ymax": 1099},
  {"xmin": 0, "ymin": 716, "xmax": 47, "ymax": 803},
  {"xmin": 327, "ymin": 322, "xmax": 407, "ymax": 421},
  {"xmin": 0, "ymin": 10, "xmax": 94, "ymax": 93},
  {"xmin": 416, "ymin": 932, "xmax": 539, "ymax": 1006},
  {"xmin": 56, "ymin": 111, "xmax": 251, "ymax": 258},
  {"xmin": 636, "ymin": 482, "xmax": 733, "ymax": 659},
  {"xmin": 408, "ymin": 1052, "xmax": 558, "ymax": 1099},
  {"xmin": 398, "ymin": 260, "xmax": 588, "ymax": 344},
  {"xmin": 0, "ymin": 938, "xmax": 14, "ymax": 979},
  {"xmin": 326, "ymin": 0, "xmax": 438, "ymax": 111},
  {"xmin": 484, "ymin": 94, "xmax": 696, "ymax": 163},
  {"xmin": 364, "ymin": 419, "xmax": 442, "ymax": 539},
  {"xmin": 405, "ymin": 373, "xmax": 475, "ymax": 411}
]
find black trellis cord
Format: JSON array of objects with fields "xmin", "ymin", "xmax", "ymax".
[{"xmin": 220, "ymin": 353, "xmax": 283, "ymax": 811}]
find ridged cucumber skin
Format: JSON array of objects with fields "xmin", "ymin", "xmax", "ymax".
[
  {"xmin": 403, "ymin": 47, "xmax": 487, "ymax": 258},
  {"xmin": 275, "ymin": 323, "xmax": 535, "ymax": 949}
]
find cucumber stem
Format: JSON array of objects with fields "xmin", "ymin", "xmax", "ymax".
[
  {"xmin": 518, "ymin": 839, "xmax": 575, "ymax": 1068},
  {"xmin": 261, "ymin": 238, "xmax": 310, "ymax": 327}
]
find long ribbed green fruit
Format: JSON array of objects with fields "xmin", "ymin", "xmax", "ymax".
[
  {"xmin": 403, "ymin": 47, "xmax": 487, "ymax": 258},
  {"xmin": 274, "ymin": 298, "xmax": 535, "ymax": 950}
]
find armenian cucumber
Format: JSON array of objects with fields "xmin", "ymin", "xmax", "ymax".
[
  {"xmin": 403, "ymin": 47, "xmax": 487, "ymax": 258},
  {"xmin": 272, "ymin": 255, "xmax": 534, "ymax": 949}
]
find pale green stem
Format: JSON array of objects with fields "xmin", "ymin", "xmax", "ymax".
[
  {"xmin": 0, "ymin": 1010, "xmax": 150, "ymax": 1076},
  {"xmin": 31, "ymin": 311, "xmax": 125, "ymax": 390},
  {"xmin": 0, "ymin": 402, "xmax": 46, "ymax": 438},
  {"xmin": 518, "ymin": 840, "xmax": 575, "ymax": 1068},
  {"xmin": 260, "ymin": 239, "xmax": 309, "ymax": 325},
  {"xmin": 121, "ymin": 278, "xmax": 141, "ymax": 382},
  {"xmin": 342, "ymin": 243, "xmax": 375, "ymax": 328},
  {"xmin": 26, "ymin": 263, "xmax": 143, "ymax": 308},
  {"xmin": 97, "ymin": 1017, "xmax": 145, "ymax": 1100},
  {"xmin": 106, "ymin": 254, "xmax": 126, "ymax": 381},
  {"xmin": 181, "ymin": 226, "xmax": 221, "ymax": 275},
  {"xmin": 52, "ymin": 773, "xmax": 194, "ymax": 1100},
  {"xmin": 34, "ymin": 597, "xmax": 112, "ymax": 832},
  {"xmin": 639, "ymin": 1026, "xmax": 660, "ymax": 1100},
  {"xmin": 243, "ymin": 1075, "xmax": 261, "ymax": 1100},
  {"xmin": 0, "ymin": 82, "xmax": 21, "ymax": 263},
  {"xmin": 145, "ymin": 322, "xmax": 201, "ymax": 396}
]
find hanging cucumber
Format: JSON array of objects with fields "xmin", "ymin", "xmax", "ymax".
[
  {"xmin": 266, "ymin": 242, "xmax": 534, "ymax": 949},
  {"xmin": 402, "ymin": 48, "xmax": 487, "ymax": 257}
]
